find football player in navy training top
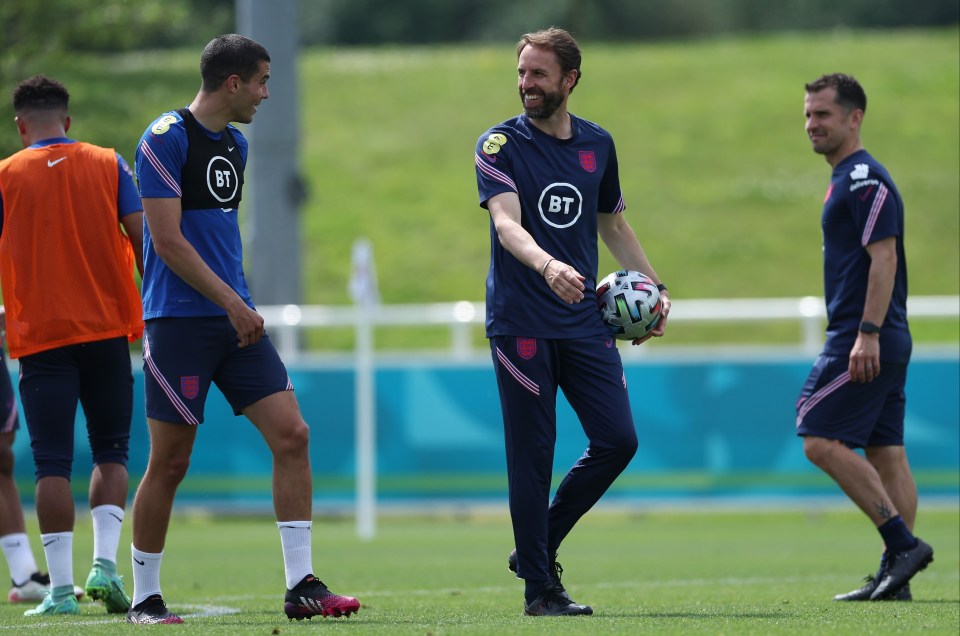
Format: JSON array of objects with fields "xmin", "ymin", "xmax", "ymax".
[
  {"xmin": 475, "ymin": 27, "xmax": 670, "ymax": 616},
  {"xmin": 798, "ymin": 73, "xmax": 933, "ymax": 601},
  {"xmin": 128, "ymin": 34, "xmax": 360, "ymax": 623}
]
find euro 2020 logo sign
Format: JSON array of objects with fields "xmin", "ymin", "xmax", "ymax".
[
  {"xmin": 206, "ymin": 156, "xmax": 239, "ymax": 203},
  {"xmin": 538, "ymin": 182, "xmax": 583, "ymax": 229}
]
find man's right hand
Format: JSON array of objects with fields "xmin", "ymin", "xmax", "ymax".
[
  {"xmin": 543, "ymin": 259, "xmax": 586, "ymax": 304},
  {"xmin": 227, "ymin": 303, "xmax": 265, "ymax": 348}
]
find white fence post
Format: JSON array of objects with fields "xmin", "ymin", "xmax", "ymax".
[
  {"xmin": 354, "ymin": 313, "xmax": 376, "ymax": 540},
  {"xmin": 350, "ymin": 238, "xmax": 379, "ymax": 540}
]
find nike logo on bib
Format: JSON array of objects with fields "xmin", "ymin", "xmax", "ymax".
[{"xmin": 47, "ymin": 157, "xmax": 67, "ymax": 167}]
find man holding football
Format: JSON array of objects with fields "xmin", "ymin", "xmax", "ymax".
[{"xmin": 474, "ymin": 27, "xmax": 669, "ymax": 616}]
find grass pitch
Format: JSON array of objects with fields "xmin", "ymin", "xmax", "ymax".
[{"xmin": 2, "ymin": 507, "xmax": 957, "ymax": 635}]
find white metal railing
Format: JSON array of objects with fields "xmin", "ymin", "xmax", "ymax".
[
  {"xmin": 260, "ymin": 295, "xmax": 960, "ymax": 360},
  {"xmin": 260, "ymin": 295, "xmax": 957, "ymax": 539}
]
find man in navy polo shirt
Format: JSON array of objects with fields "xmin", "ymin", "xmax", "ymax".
[
  {"xmin": 798, "ymin": 73, "xmax": 933, "ymax": 602},
  {"xmin": 475, "ymin": 27, "xmax": 670, "ymax": 616}
]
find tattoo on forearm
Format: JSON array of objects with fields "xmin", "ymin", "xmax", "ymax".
[{"xmin": 875, "ymin": 502, "xmax": 893, "ymax": 520}]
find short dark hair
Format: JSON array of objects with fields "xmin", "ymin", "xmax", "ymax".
[
  {"xmin": 12, "ymin": 75, "xmax": 69, "ymax": 114},
  {"xmin": 200, "ymin": 34, "xmax": 271, "ymax": 92},
  {"xmin": 516, "ymin": 27, "xmax": 582, "ymax": 93},
  {"xmin": 805, "ymin": 73, "xmax": 867, "ymax": 114}
]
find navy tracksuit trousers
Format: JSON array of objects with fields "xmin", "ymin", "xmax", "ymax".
[{"xmin": 491, "ymin": 335, "xmax": 638, "ymax": 583}]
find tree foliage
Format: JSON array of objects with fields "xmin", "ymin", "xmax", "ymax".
[
  {"xmin": 0, "ymin": 0, "xmax": 231, "ymax": 80},
  {"xmin": 304, "ymin": 0, "xmax": 959, "ymax": 45},
  {"xmin": 1, "ymin": 0, "xmax": 956, "ymax": 67}
]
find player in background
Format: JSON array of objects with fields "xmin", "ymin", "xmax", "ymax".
[
  {"xmin": 1, "ymin": 310, "xmax": 85, "ymax": 605},
  {"xmin": 0, "ymin": 310, "xmax": 40, "ymax": 603},
  {"xmin": 0, "ymin": 75, "xmax": 143, "ymax": 616},
  {"xmin": 129, "ymin": 34, "xmax": 360, "ymax": 624},
  {"xmin": 798, "ymin": 73, "xmax": 933, "ymax": 601},
  {"xmin": 474, "ymin": 27, "xmax": 670, "ymax": 616}
]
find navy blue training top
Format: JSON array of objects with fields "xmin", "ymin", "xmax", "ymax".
[
  {"xmin": 821, "ymin": 149, "xmax": 911, "ymax": 363},
  {"xmin": 475, "ymin": 113, "xmax": 625, "ymax": 339},
  {"xmin": 135, "ymin": 110, "xmax": 253, "ymax": 320}
]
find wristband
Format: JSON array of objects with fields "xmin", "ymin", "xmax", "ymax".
[
  {"xmin": 859, "ymin": 320, "xmax": 881, "ymax": 334},
  {"xmin": 540, "ymin": 258, "xmax": 555, "ymax": 277},
  {"xmin": 656, "ymin": 283, "xmax": 668, "ymax": 293}
]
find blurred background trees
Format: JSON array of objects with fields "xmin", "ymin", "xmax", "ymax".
[
  {"xmin": 0, "ymin": 0, "xmax": 231, "ymax": 77},
  {"xmin": 2, "ymin": 0, "xmax": 957, "ymax": 68},
  {"xmin": 301, "ymin": 0, "xmax": 959, "ymax": 45}
]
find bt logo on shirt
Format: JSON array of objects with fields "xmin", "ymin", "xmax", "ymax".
[
  {"xmin": 538, "ymin": 182, "xmax": 583, "ymax": 229},
  {"xmin": 206, "ymin": 155, "xmax": 239, "ymax": 203}
]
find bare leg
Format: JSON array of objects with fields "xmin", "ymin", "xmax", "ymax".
[
  {"xmin": 35, "ymin": 477, "xmax": 75, "ymax": 534},
  {"xmin": 803, "ymin": 436, "xmax": 898, "ymax": 526},
  {"xmin": 241, "ymin": 391, "xmax": 363, "ymax": 619},
  {"xmin": 130, "ymin": 419, "xmax": 196, "ymax": 553},
  {"xmin": 243, "ymin": 391, "xmax": 312, "ymax": 521},
  {"xmin": 89, "ymin": 462, "xmax": 129, "ymax": 510},
  {"xmin": 867, "ymin": 445, "xmax": 917, "ymax": 531},
  {"xmin": 0, "ymin": 432, "xmax": 27, "ymax": 536}
]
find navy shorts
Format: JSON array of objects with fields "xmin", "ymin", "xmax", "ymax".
[
  {"xmin": 795, "ymin": 354, "xmax": 908, "ymax": 449},
  {"xmin": 1, "ymin": 347, "xmax": 18, "ymax": 435},
  {"xmin": 18, "ymin": 337, "xmax": 133, "ymax": 479},
  {"xmin": 143, "ymin": 317, "xmax": 292, "ymax": 425}
]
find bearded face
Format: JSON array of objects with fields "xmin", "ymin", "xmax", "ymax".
[{"xmin": 520, "ymin": 86, "xmax": 564, "ymax": 120}]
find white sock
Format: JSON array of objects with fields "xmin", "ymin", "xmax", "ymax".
[
  {"xmin": 39, "ymin": 532, "xmax": 73, "ymax": 590},
  {"xmin": 277, "ymin": 520, "xmax": 313, "ymax": 589},
  {"xmin": 1, "ymin": 532, "xmax": 39, "ymax": 586},
  {"xmin": 91, "ymin": 504, "xmax": 124, "ymax": 566},
  {"xmin": 131, "ymin": 545, "xmax": 163, "ymax": 607}
]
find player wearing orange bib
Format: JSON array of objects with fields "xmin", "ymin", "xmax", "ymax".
[{"xmin": 0, "ymin": 75, "xmax": 143, "ymax": 617}]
